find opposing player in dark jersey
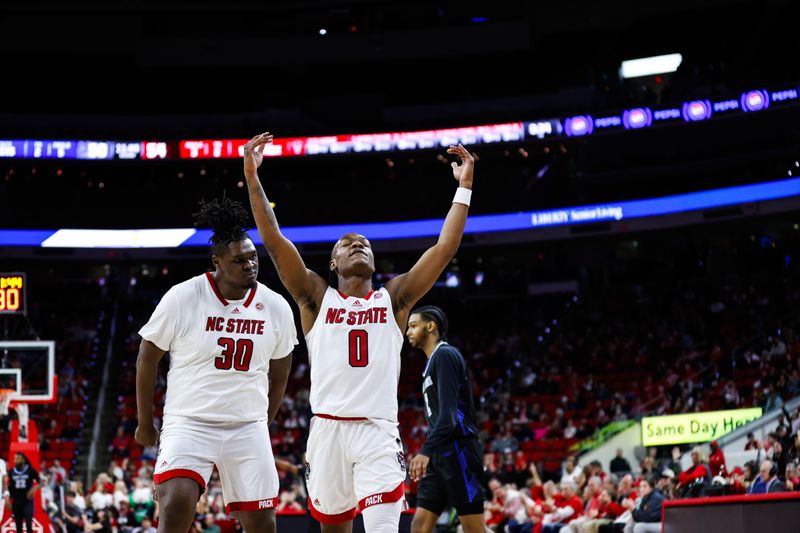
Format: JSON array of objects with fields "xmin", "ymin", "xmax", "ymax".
[
  {"xmin": 7, "ymin": 453, "xmax": 41, "ymax": 533},
  {"xmin": 405, "ymin": 306, "xmax": 486, "ymax": 533}
]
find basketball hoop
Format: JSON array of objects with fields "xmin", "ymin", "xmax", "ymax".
[{"xmin": 0, "ymin": 387, "xmax": 15, "ymax": 416}]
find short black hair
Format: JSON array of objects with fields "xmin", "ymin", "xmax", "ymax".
[
  {"xmin": 412, "ymin": 305, "xmax": 448, "ymax": 341},
  {"xmin": 193, "ymin": 194, "xmax": 251, "ymax": 256}
]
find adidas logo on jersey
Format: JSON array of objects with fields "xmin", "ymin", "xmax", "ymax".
[
  {"xmin": 352, "ymin": 300, "xmax": 362, "ymax": 307},
  {"xmin": 231, "ymin": 307, "xmax": 241, "ymax": 314}
]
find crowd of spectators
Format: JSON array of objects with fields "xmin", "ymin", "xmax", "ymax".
[
  {"xmin": 479, "ymin": 406, "xmax": 800, "ymax": 533},
  {"xmin": 4, "ymin": 212, "xmax": 800, "ymax": 532}
]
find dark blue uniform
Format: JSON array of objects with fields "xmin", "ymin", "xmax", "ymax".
[
  {"xmin": 8, "ymin": 464, "xmax": 39, "ymax": 533},
  {"xmin": 416, "ymin": 342, "xmax": 486, "ymax": 516}
]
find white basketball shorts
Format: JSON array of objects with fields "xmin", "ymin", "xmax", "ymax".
[
  {"xmin": 305, "ymin": 415, "xmax": 406, "ymax": 524},
  {"xmin": 153, "ymin": 414, "xmax": 278, "ymax": 513}
]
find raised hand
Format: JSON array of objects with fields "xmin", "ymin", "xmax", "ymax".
[
  {"xmin": 243, "ymin": 132, "xmax": 274, "ymax": 176},
  {"xmin": 446, "ymin": 143, "xmax": 474, "ymax": 187}
]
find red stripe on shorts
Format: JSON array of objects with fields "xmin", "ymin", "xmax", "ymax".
[
  {"xmin": 315, "ymin": 413, "xmax": 368, "ymax": 421},
  {"xmin": 357, "ymin": 481, "xmax": 405, "ymax": 511},
  {"xmin": 153, "ymin": 469, "xmax": 206, "ymax": 490},
  {"xmin": 225, "ymin": 497, "xmax": 279, "ymax": 513},
  {"xmin": 308, "ymin": 498, "xmax": 358, "ymax": 524}
]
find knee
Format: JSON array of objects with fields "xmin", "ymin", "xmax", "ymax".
[
  {"xmin": 258, "ymin": 512, "xmax": 276, "ymax": 533},
  {"xmin": 461, "ymin": 522, "xmax": 488, "ymax": 533},
  {"xmin": 158, "ymin": 490, "xmax": 197, "ymax": 518},
  {"xmin": 239, "ymin": 511, "xmax": 276, "ymax": 533}
]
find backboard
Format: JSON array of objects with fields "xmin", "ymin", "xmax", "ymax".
[{"xmin": 0, "ymin": 340, "xmax": 56, "ymax": 403}]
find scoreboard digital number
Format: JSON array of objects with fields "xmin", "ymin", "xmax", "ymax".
[{"xmin": 0, "ymin": 272, "xmax": 26, "ymax": 315}]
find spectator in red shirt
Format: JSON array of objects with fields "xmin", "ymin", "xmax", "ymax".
[
  {"xmin": 562, "ymin": 476, "xmax": 603, "ymax": 532},
  {"xmin": 784, "ymin": 463, "xmax": 800, "ymax": 491},
  {"xmin": 727, "ymin": 466, "xmax": 747, "ymax": 494},
  {"xmin": 109, "ymin": 427, "xmax": 133, "ymax": 459},
  {"xmin": 540, "ymin": 480, "xmax": 583, "ymax": 533},
  {"xmin": 708, "ymin": 440, "xmax": 727, "ymax": 477},
  {"xmin": 485, "ymin": 479, "xmax": 507, "ymax": 532},
  {"xmin": 676, "ymin": 447, "xmax": 712, "ymax": 498}
]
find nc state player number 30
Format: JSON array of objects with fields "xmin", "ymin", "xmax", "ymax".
[{"xmin": 215, "ymin": 338, "xmax": 254, "ymax": 371}]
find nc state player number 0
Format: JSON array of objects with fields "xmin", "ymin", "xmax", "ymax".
[{"xmin": 349, "ymin": 329, "xmax": 369, "ymax": 367}]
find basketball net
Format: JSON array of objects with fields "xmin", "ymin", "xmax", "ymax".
[
  {"xmin": 0, "ymin": 388, "xmax": 14, "ymax": 416},
  {"xmin": 0, "ymin": 389, "xmax": 29, "ymax": 441}
]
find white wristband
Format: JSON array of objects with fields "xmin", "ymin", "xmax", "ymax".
[{"xmin": 453, "ymin": 187, "xmax": 472, "ymax": 206}]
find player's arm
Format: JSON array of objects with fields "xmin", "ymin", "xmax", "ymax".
[
  {"xmin": 274, "ymin": 458, "xmax": 299, "ymax": 475},
  {"xmin": 242, "ymin": 132, "xmax": 327, "ymax": 312},
  {"xmin": 27, "ymin": 471, "xmax": 41, "ymax": 499},
  {"xmin": 385, "ymin": 144, "xmax": 473, "ymax": 312},
  {"xmin": 267, "ymin": 353, "xmax": 293, "ymax": 425},
  {"xmin": 135, "ymin": 340, "xmax": 167, "ymax": 446}
]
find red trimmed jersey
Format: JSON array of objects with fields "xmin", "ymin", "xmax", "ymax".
[
  {"xmin": 305, "ymin": 287, "xmax": 403, "ymax": 422},
  {"xmin": 139, "ymin": 273, "xmax": 298, "ymax": 422}
]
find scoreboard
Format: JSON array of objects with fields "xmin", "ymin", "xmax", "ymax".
[{"xmin": 0, "ymin": 272, "xmax": 26, "ymax": 315}]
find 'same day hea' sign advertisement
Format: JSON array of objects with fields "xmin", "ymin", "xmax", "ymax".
[{"xmin": 642, "ymin": 408, "xmax": 763, "ymax": 446}]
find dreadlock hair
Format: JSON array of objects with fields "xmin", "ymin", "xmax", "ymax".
[
  {"xmin": 412, "ymin": 305, "xmax": 448, "ymax": 341},
  {"xmin": 192, "ymin": 194, "xmax": 251, "ymax": 256}
]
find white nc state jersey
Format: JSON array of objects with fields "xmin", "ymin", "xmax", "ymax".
[
  {"xmin": 139, "ymin": 273, "xmax": 298, "ymax": 422},
  {"xmin": 306, "ymin": 287, "xmax": 403, "ymax": 421}
]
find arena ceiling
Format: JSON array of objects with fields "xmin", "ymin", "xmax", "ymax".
[{"xmin": 0, "ymin": 0, "xmax": 796, "ymax": 137}]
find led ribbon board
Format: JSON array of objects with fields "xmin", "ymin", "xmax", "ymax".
[
  {"xmin": 0, "ymin": 84, "xmax": 797, "ymax": 160},
  {"xmin": 642, "ymin": 408, "xmax": 763, "ymax": 446}
]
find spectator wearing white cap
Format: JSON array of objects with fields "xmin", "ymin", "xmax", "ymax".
[{"xmin": 656, "ymin": 469, "xmax": 675, "ymax": 499}]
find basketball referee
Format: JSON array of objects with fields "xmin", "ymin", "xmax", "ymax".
[{"xmin": 406, "ymin": 306, "xmax": 487, "ymax": 533}]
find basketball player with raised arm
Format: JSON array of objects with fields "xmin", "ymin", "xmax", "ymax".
[
  {"xmin": 242, "ymin": 131, "xmax": 475, "ymax": 533},
  {"xmin": 135, "ymin": 197, "xmax": 297, "ymax": 533}
]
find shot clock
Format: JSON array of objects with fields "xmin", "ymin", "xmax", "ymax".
[{"xmin": 0, "ymin": 272, "xmax": 26, "ymax": 315}]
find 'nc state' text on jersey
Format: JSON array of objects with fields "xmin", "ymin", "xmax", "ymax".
[
  {"xmin": 325, "ymin": 307, "xmax": 388, "ymax": 325},
  {"xmin": 205, "ymin": 317, "xmax": 266, "ymax": 335}
]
